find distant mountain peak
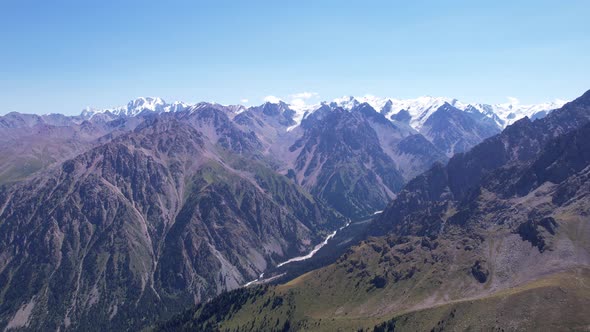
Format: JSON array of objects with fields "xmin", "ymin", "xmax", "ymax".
[
  {"xmin": 328, "ymin": 95, "xmax": 566, "ymax": 130},
  {"xmin": 77, "ymin": 94, "xmax": 568, "ymax": 133},
  {"xmin": 81, "ymin": 97, "xmax": 190, "ymax": 120}
]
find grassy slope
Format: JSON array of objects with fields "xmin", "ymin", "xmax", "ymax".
[
  {"xmin": 159, "ymin": 194, "xmax": 590, "ymax": 331},
  {"xmin": 158, "ymin": 267, "xmax": 590, "ymax": 332},
  {"xmin": 376, "ymin": 268, "xmax": 590, "ymax": 331},
  {"xmin": 210, "ymin": 268, "xmax": 590, "ymax": 331}
]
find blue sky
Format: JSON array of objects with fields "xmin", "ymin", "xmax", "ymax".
[{"xmin": 1, "ymin": 0, "xmax": 589, "ymax": 115}]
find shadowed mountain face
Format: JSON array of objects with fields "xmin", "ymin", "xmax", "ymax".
[
  {"xmin": 225, "ymin": 102, "xmax": 447, "ymax": 219},
  {"xmin": 174, "ymin": 104, "xmax": 263, "ymax": 155},
  {"xmin": 157, "ymin": 90, "xmax": 590, "ymax": 332},
  {"xmin": 289, "ymin": 107, "xmax": 404, "ymax": 218},
  {"xmin": 0, "ymin": 115, "xmax": 345, "ymax": 330},
  {"xmin": 419, "ymin": 103, "xmax": 501, "ymax": 157},
  {"xmin": 236, "ymin": 101, "xmax": 296, "ymax": 129},
  {"xmin": 286, "ymin": 104, "xmax": 445, "ymax": 218}
]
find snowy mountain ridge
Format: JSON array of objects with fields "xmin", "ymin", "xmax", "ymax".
[
  {"xmin": 80, "ymin": 97, "xmax": 190, "ymax": 119},
  {"xmin": 80, "ymin": 95, "xmax": 567, "ymax": 131},
  {"xmin": 329, "ymin": 95, "xmax": 566, "ymax": 129}
]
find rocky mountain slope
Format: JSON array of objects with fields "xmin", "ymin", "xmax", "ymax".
[
  {"xmin": 0, "ymin": 112, "xmax": 143, "ymax": 185},
  {"xmin": 1, "ymin": 93, "xmax": 561, "ymax": 189},
  {"xmin": 156, "ymin": 90, "xmax": 590, "ymax": 331},
  {"xmin": 284, "ymin": 103, "xmax": 445, "ymax": 218},
  {"xmin": 0, "ymin": 113, "xmax": 345, "ymax": 330},
  {"xmin": 0, "ymin": 91, "xmax": 572, "ymax": 331},
  {"xmin": 419, "ymin": 103, "xmax": 501, "ymax": 156}
]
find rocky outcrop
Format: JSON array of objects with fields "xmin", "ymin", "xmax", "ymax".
[
  {"xmin": 516, "ymin": 217, "xmax": 558, "ymax": 252},
  {"xmin": 471, "ymin": 260, "xmax": 489, "ymax": 283}
]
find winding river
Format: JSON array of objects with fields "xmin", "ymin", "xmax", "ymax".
[
  {"xmin": 276, "ymin": 221, "xmax": 351, "ymax": 267},
  {"xmin": 242, "ymin": 210, "xmax": 383, "ymax": 287},
  {"xmin": 242, "ymin": 220, "xmax": 352, "ymax": 287}
]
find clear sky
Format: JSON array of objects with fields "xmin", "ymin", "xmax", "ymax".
[{"xmin": 1, "ymin": 0, "xmax": 589, "ymax": 115}]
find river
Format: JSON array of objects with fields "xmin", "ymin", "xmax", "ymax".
[
  {"xmin": 242, "ymin": 220, "xmax": 352, "ymax": 286},
  {"xmin": 242, "ymin": 209, "xmax": 383, "ymax": 287}
]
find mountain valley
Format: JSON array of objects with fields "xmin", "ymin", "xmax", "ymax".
[
  {"xmin": 0, "ymin": 92, "xmax": 585, "ymax": 331},
  {"xmin": 151, "ymin": 90, "xmax": 590, "ymax": 331}
]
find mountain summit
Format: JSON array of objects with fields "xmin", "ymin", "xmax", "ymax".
[{"xmin": 79, "ymin": 95, "xmax": 566, "ymax": 130}]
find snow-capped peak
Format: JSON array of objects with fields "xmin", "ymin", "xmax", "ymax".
[
  {"xmin": 79, "ymin": 95, "xmax": 568, "ymax": 132},
  {"xmin": 467, "ymin": 99, "xmax": 566, "ymax": 127},
  {"xmin": 81, "ymin": 97, "xmax": 191, "ymax": 120},
  {"xmin": 327, "ymin": 95, "xmax": 565, "ymax": 130},
  {"xmin": 126, "ymin": 97, "xmax": 166, "ymax": 113},
  {"xmin": 329, "ymin": 95, "xmax": 465, "ymax": 129},
  {"xmin": 186, "ymin": 102, "xmax": 246, "ymax": 115},
  {"xmin": 331, "ymin": 96, "xmax": 361, "ymax": 110}
]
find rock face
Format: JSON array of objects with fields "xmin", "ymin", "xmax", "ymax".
[
  {"xmin": 516, "ymin": 217, "xmax": 558, "ymax": 252},
  {"xmin": 471, "ymin": 260, "xmax": 489, "ymax": 283},
  {"xmin": 230, "ymin": 101, "xmax": 447, "ymax": 219},
  {"xmin": 419, "ymin": 103, "xmax": 501, "ymax": 157},
  {"xmin": 286, "ymin": 104, "xmax": 445, "ymax": 218},
  {"xmin": 0, "ymin": 114, "xmax": 344, "ymax": 330},
  {"xmin": 288, "ymin": 106, "xmax": 404, "ymax": 218}
]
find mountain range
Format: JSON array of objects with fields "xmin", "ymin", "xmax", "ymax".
[
  {"xmin": 0, "ymin": 91, "xmax": 582, "ymax": 331},
  {"xmin": 78, "ymin": 95, "xmax": 564, "ymax": 130},
  {"xmin": 154, "ymin": 90, "xmax": 590, "ymax": 331},
  {"xmin": 0, "ymin": 95, "xmax": 563, "ymax": 185}
]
